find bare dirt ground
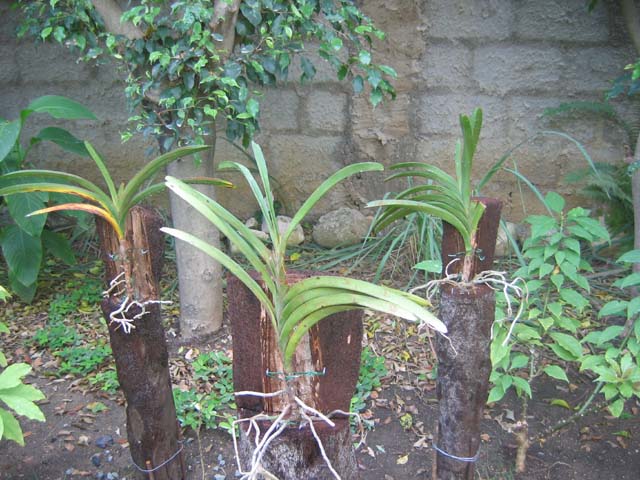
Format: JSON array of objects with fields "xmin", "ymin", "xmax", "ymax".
[{"xmin": 1, "ymin": 260, "xmax": 639, "ymax": 480}]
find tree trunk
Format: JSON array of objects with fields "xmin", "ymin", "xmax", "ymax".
[
  {"xmin": 97, "ymin": 206, "xmax": 183, "ymax": 480},
  {"xmin": 433, "ymin": 198, "xmax": 502, "ymax": 480},
  {"xmin": 227, "ymin": 271, "xmax": 362, "ymax": 479},
  {"xmin": 166, "ymin": 140, "xmax": 224, "ymax": 338}
]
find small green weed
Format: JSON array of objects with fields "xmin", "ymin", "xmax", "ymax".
[
  {"xmin": 173, "ymin": 351, "xmax": 236, "ymax": 433},
  {"xmin": 33, "ymin": 321, "xmax": 79, "ymax": 350},
  {"xmin": 88, "ymin": 369, "xmax": 120, "ymax": 394},
  {"xmin": 56, "ymin": 343, "xmax": 112, "ymax": 376},
  {"xmin": 351, "ymin": 346, "xmax": 387, "ymax": 429}
]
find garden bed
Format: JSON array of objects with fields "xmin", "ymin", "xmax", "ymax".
[{"xmin": 0, "ymin": 257, "xmax": 638, "ymax": 480}]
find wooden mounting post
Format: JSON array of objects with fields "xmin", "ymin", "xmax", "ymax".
[
  {"xmin": 97, "ymin": 206, "xmax": 182, "ymax": 480},
  {"xmin": 227, "ymin": 270, "xmax": 362, "ymax": 479},
  {"xmin": 433, "ymin": 197, "xmax": 502, "ymax": 480}
]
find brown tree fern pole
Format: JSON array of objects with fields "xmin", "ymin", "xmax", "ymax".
[
  {"xmin": 227, "ymin": 271, "xmax": 363, "ymax": 480},
  {"xmin": 97, "ymin": 206, "xmax": 182, "ymax": 480},
  {"xmin": 433, "ymin": 197, "xmax": 502, "ymax": 480}
]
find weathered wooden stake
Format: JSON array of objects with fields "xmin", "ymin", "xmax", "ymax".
[
  {"xmin": 433, "ymin": 198, "xmax": 502, "ymax": 480},
  {"xmin": 227, "ymin": 271, "xmax": 363, "ymax": 479},
  {"xmin": 97, "ymin": 206, "xmax": 182, "ymax": 480}
]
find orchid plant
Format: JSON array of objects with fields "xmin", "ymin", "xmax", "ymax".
[{"xmin": 162, "ymin": 141, "xmax": 447, "ymax": 371}]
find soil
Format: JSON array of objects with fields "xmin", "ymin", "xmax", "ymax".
[{"xmin": 1, "ymin": 265, "xmax": 639, "ymax": 480}]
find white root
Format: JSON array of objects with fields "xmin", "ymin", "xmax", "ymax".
[
  {"xmin": 231, "ymin": 390, "xmax": 356, "ymax": 480},
  {"xmin": 108, "ymin": 296, "xmax": 172, "ymax": 334}
]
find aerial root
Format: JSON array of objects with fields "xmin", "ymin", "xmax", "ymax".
[{"xmin": 232, "ymin": 391, "xmax": 354, "ymax": 480}]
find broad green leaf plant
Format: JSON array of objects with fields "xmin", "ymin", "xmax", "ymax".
[
  {"xmin": 0, "ymin": 292, "xmax": 46, "ymax": 446},
  {"xmin": 368, "ymin": 108, "xmax": 486, "ymax": 282},
  {"xmin": 163, "ymin": 141, "xmax": 446, "ymax": 370},
  {"xmin": 0, "ymin": 142, "xmax": 231, "ymax": 298},
  {"xmin": 0, "ymin": 95, "xmax": 96, "ymax": 301},
  {"xmin": 17, "ymin": 1, "xmax": 397, "ymax": 149}
]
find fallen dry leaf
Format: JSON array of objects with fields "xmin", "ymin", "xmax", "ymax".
[{"xmin": 396, "ymin": 454, "xmax": 409, "ymax": 465}]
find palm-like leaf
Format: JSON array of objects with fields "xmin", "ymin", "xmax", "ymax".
[
  {"xmin": 0, "ymin": 142, "xmax": 230, "ymax": 240},
  {"xmin": 163, "ymin": 141, "xmax": 445, "ymax": 370},
  {"xmin": 368, "ymin": 108, "xmax": 486, "ymax": 260}
]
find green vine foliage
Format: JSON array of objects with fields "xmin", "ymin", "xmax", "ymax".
[
  {"xmin": 490, "ymin": 193, "xmax": 640, "ymax": 417},
  {"xmin": 489, "ymin": 193, "xmax": 611, "ymax": 404},
  {"xmin": 17, "ymin": 0, "xmax": 397, "ymax": 150}
]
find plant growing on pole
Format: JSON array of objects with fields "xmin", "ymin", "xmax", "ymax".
[
  {"xmin": 16, "ymin": 0, "xmax": 397, "ymax": 338},
  {"xmin": 369, "ymin": 108, "xmax": 516, "ymax": 480},
  {"xmin": 0, "ymin": 143, "xmax": 231, "ymax": 480},
  {"xmin": 163, "ymin": 141, "xmax": 446, "ymax": 478}
]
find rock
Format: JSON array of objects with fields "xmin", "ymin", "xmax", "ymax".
[
  {"xmin": 94, "ymin": 435, "xmax": 114, "ymax": 449},
  {"xmin": 91, "ymin": 453, "xmax": 101, "ymax": 467},
  {"xmin": 261, "ymin": 215, "xmax": 304, "ymax": 246},
  {"xmin": 495, "ymin": 221, "xmax": 528, "ymax": 257},
  {"xmin": 312, "ymin": 207, "xmax": 370, "ymax": 248},
  {"xmin": 244, "ymin": 217, "xmax": 259, "ymax": 229},
  {"xmin": 229, "ymin": 229, "xmax": 269, "ymax": 254}
]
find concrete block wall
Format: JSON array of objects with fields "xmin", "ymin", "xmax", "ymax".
[{"xmin": 1, "ymin": 0, "xmax": 637, "ymax": 222}]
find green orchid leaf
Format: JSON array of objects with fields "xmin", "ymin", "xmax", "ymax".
[
  {"xmin": 120, "ymin": 144, "xmax": 211, "ymax": 215},
  {"xmin": 164, "ymin": 176, "xmax": 273, "ymax": 277},
  {"xmin": 161, "ymin": 227, "xmax": 275, "ymax": 328}
]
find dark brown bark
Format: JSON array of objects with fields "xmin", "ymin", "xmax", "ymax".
[
  {"xmin": 227, "ymin": 270, "xmax": 362, "ymax": 479},
  {"xmin": 440, "ymin": 197, "xmax": 502, "ymax": 279},
  {"xmin": 434, "ymin": 284, "xmax": 496, "ymax": 480},
  {"xmin": 97, "ymin": 206, "xmax": 182, "ymax": 480},
  {"xmin": 433, "ymin": 198, "xmax": 502, "ymax": 480}
]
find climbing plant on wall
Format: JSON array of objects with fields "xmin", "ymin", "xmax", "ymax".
[{"xmin": 16, "ymin": 0, "xmax": 398, "ymax": 336}]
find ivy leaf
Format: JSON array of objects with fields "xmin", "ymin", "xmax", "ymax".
[
  {"xmin": 544, "ymin": 191, "xmax": 565, "ymax": 213},
  {"xmin": 358, "ymin": 50, "xmax": 371, "ymax": 65},
  {"xmin": 550, "ymin": 398, "xmax": 571, "ymax": 409},
  {"xmin": 627, "ymin": 297, "xmax": 640, "ymax": 320},
  {"xmin": 0, "ymin": 384, "xmax": 45, "ymax": 421},
  {"xmin": 0, "ymin": 120, "xmax": 21, "ymax": 163},
  {"xmin": 1, "ymin": 225, "xmax": 43, "ymax": 287},
  {"xmin": 370, "ymin": 88, "xmax": 383, "ymax": 107},
  {"xmin": 599, "ymin": 300, "xmax": 627, "ymax": 318},
  {"xmin": 608, "ymin": 398, "xmax": 625, "ymax": 417},
  {"xmin": 246, "ymin": 98, "xmax": 260, "ymax": 118},
  {"xmin": 353, "ymin": 75, "xmax": 364, "ymax": 94},
  {"xmin": 559, "ymin": 288, "xmax": 589, "ymax": 312},
  {"xmin": 618, "ymin": 249, "xmax": 640, "ymax": 264},
  {"xmin": 487, "ymin": 385, "xmax": 505, "ymax": 404},
  {"xmin": 549, "ymin": 331, "xmax": 583, "ymax": 359},
  {"xmin": 543, "ymin": 365, "xmax": 569, "ymax": 383},
  {"xmin": 240, "ymin": 2, "xmax": 262, "ymax": 26},
  {"xmin": 512, "ymin": 376, "xmax": 532, "ymax": 398}
]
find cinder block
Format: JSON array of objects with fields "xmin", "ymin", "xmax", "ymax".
[
  {"xmin": 561, "ymin": 46, "xmax": 635, "ymax": 94},
  {"xmin": 260, "ymin": 88, "xmax": 300, "ymax": 131},
  {"xmin": 415, "ymin": 93, "xmax": 508, "ymax": 138},
  {"xmin": 306, "ymin": 90, "xmax": 348, "ymax": 132},
  {"xmin": 16, "ymin": 41, "xmax": 93, "ymax": 85},
  {"xmin": 421, "ymin": 43, "xmax": 473, "ymax": 89},
  {"xmin": 264, "ymin": 134, "xmax": 347, "ymax": 218},
  {"xmin": 515, "ymin": 0, "xmax": 609, "ymax": 42},
  {"xmin": 424, "ymin": 0, "xmax": 514, "ymax": 41},
  {"xmin": 474, "ymin": 46, "xmax": 564, "ymax": 95}
]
